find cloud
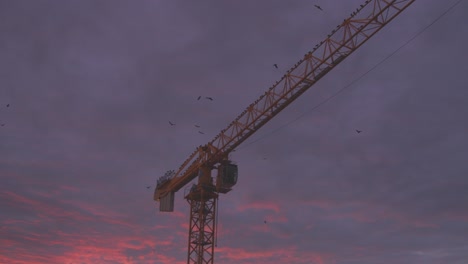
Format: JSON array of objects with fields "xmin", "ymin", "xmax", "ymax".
[{"xmin": 1, "ymin": 0, "xmax": 468, "ymax": 263}]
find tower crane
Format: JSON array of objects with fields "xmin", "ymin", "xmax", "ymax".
[{"xmin": 153, "ymin": 0, "xmax": 416, "ymax": 263}]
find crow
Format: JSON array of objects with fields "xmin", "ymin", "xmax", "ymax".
[
  {"xmin": 1, "ymin": 124, "xmax": 4, "ymax": 127},
  {"xmin": 147, "ymin": 186, "xmax": 151, "ymax": 189},
  {"xmin": 169, "ymin": 121, "xmax": 176, "ymax": 126},
  {"xmin": 195, "ymin": 125, "xmax": 200, "ymax": 128},
  {"xmin": 197, "ymin": 96, "xmax": 201, "ymax": 100},
  {"xmin": 205, "ymin": 97, "xmax": 213, "ymax": 101},
  {"xmin": 264, "ymin": 220, "xmax": 267, "ymax": 224},
  {"xmin": 273, "ymin": 64, "xmax": 278, "ymax": 69},
  {"xmin": 314, "ymin": 5, "xmax": 323, "ymax": 11},
  {"xmin": 6, "ymin": 104, "xmax": 10, "ymax": 107},
  {"xmin": 356, "ymin": 130, "xmax": 362, "ymax": 133},
  {"xmin": 198, "ymin": 131, "xmax": 205, "ymax": 134}
]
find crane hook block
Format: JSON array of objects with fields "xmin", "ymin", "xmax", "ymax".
[{"xmin": 216, "ymin": 161, "xmax": 238, "ymax": 194}]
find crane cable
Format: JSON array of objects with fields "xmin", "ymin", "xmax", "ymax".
[{"xmin": 237, "ymin": 0, "xmax": 464, "ymax": 152}]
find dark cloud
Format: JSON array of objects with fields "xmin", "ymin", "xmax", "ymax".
[{"xmin": 1, "ymin": 0, "xmax": 468, "ymax": 263}]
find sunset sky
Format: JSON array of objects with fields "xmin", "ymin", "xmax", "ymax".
[{"xmin": 1, "ymin": 0, "xmax": 468, "ymax": 263}]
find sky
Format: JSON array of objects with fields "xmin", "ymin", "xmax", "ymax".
[{"xmin": 1, "ymin": 0, "xmax": 468, "ymax": 263}]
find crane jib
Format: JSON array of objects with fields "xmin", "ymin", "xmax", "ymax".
[{"xmin": 155, "ymin": 0, "xmax": 416, "ymax": 207}]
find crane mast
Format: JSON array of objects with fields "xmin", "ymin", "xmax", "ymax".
[{"xmin": 153, "ymin": 0, "xmax": 416, "ymax": 263}]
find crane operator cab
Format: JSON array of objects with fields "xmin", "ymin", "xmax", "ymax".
[{"xmin": 216, "ymin": 161, "xmax": 238, "ymax": 194}]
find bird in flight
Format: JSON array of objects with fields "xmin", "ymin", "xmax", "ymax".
[
  {"xmin": 273, "ymin": 64, "xmax": 278, "ymax": 69},
  {"xmin": 356, "ymin": 130, "xmax": 362, "ymax": 133},
  {"xmin": 146, "ymin": 186, "xmax": 151, "ymax": 189},
  {"xmin": 195, "ymin": 125, "xmax": 200, "ymax": 128},
  {"xmin": 169, "ymin": 121, "xmax": 176, "ymax": 126},
  {"xmin": 314, "ymin": 5, "xmax": 323, "ymax": 11},
  {"xmin": 197, "ymin": 96, "xmax": 201, "ymax": 100},
  {"xmin": 264, "ymin": 220, "xmax": 267, "ymax": 224},
  {"xmin": 205, "ymin": 97, "xmax": 213, "ymax": 101},
  {"xmin": 1, "ymin": 124, "xmax": 4, "ymax": 127},
  {"xmin": 198, "ymin": 131, "xmax": 205, "ymax": 134}
]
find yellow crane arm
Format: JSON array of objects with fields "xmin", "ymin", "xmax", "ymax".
[{"xmin": 155, "ymin": 0, "xmax": 416, "ymax": 203}]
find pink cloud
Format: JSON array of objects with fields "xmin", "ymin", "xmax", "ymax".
[
  {"xmin": 215, "ymin": 245, "xmax": 335, "ymax": 264},
  {"xmin": 1, "ymin": 190, "xmax": 147, "ymax": 229},
  {"xmin": 0, "ymin": 228, "xmax": 182, "ymax": 264},
  {"xmin": 376, "ymin": 210, "xmax": 439, "ymax": 228},
  {"xmin": 237, "ymin": 201, "xmax": 281, "ymax": 213},
  {"xmin": 1, "ymin": 190, "xmax": 188, "ymax": 263},
  {"xmin": 300, "ymin": 198, "xmax": 441, "ymax": 228},
  {"xmin": 0, "ymin": 191, "xmax": 94, "ymax": 222},
  {"xmin": 322, "ymin": 203, "xmax": 441, "ymax": 228},
  {"xmin": 301, "ymin": 199, "xmax": 337, "ymax": 209},
  {"xmin": 445, "ymin": 212, "xmax": 468, "ymax": 222}
]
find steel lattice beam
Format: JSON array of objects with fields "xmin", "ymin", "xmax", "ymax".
[
  {"xmin": 186, "ymin": 186, "xmax": 218, "ymax": 264},
  {"xmin": 154, "ymin": 0, "xmax": 416, "ymax": 201}
]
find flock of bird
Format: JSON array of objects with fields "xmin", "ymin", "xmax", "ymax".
[
  {"xmin": 1, "ymin": 104, "xmax": 10, "ymax": 127},
  {"xmin": 149, "ymin": 3, "xmax": 368, "ymax": 198},
  {"xmin": 5, "ymin": 2, "xmax": 362, "ymax": 231},
  {"xmin": 167, "ymin": 96, "xmax": 214, "ymax": 135}
]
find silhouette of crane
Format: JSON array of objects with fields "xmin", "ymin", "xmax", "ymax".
[{"xmin": 153, "ymin": 1, "xmax": 416, "ymax": 263}]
